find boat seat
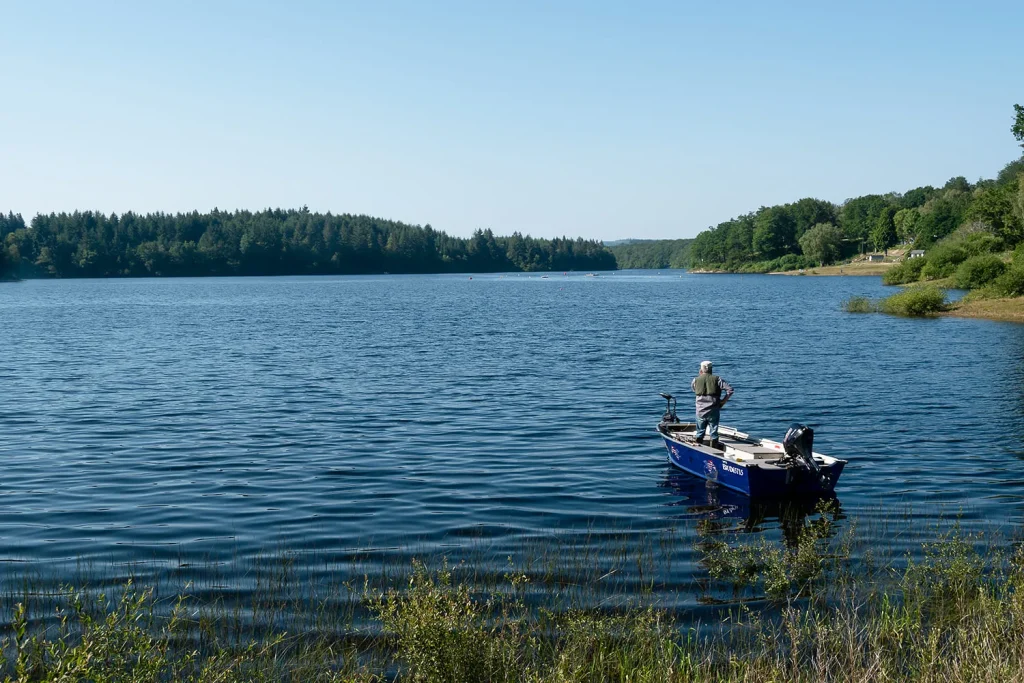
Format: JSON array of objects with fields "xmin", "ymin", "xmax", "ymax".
[{"xmin": 719, "ymin": 438, "xmax": 782, "ymax": 459}]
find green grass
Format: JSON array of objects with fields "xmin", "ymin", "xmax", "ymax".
[{"xmin": 3, "ymin": 510, "xmax": 1024, "ymax": 681}]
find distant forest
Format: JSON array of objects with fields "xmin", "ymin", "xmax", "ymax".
[
  {"xmin": 0, "ymin": 209, "xmax": 615, "ymax": 279},
  {"xmin": 608, "ymin": 239, "xmax": 693, "ymax": 269}
]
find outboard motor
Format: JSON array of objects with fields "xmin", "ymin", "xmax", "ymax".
[
  {"xmin": 659, "ymin": 393, "xmax": 678, "ymax": 423},
  {"xmin": 783, "ymin": 423, "xmax": 829, "ymax": 486}
]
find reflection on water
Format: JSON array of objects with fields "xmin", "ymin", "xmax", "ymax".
[{"xmin": 659, "ymin": 470, "xmax": 842, "ymax": 546}]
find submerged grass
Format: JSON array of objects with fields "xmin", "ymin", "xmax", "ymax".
[
  {"xmin": 841, "ymin": 296, "xmax": 874, "ymax": 313},
  {"xmin": 843, "ymin": 286, "xmax": 949, "ymax": 318},
  {"xmin": 2, "ymin": 508, "xmax": 1024, "ymax": 681}
]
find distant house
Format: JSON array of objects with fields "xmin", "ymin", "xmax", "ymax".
[
  {"xmin": 908, "ymin": 250, "xmax": 926, "ymax": 259},
  {"xmin": 867, "ymin": 254, "xmax": 885, "ymax": 262}
]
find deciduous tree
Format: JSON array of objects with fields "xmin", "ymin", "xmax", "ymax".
[{"xmin": 798, "ymin": 222, "xmax": 842, "ymax": 265}]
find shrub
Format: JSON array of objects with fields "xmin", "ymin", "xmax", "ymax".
[
  {"xmin": 773, "ymin": 253, "xmax": 809, "ymax": 271},
  {"xmin": 920, "ymin": 243, "xmax": 968, "ymax": 279},
  {"xmin": 842, "ymin": 296, "xmax": 875, "ymax": 313},
  {"xmin": 371, "ymin": 560, "xmax": 506, "ymax": 682},
  {"xmin": 877, "ymin": 286, "xmax": 947, "ymax": 316},
  {"xmin": 735, "ymin": 254, "xmax": 812, "ymax": 273},
  {"xmin": 960, "ymin": 231, "xmax": 1004, "ymax": 256},
  {"xmin": 883, "ymin": 256, "xmax": 927, "ymax": 285},
  {"xmin": 991, "ymin": 264, "xmax": 1024, "ymax": 297},
  {"xmin": 953, "ymin": 254, "xmax": 1007, "ymax": 289}
]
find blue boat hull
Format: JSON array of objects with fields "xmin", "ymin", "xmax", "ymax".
[{"xmin": 661, "ymin": 434, "xmax": 845, "ymax": 497}]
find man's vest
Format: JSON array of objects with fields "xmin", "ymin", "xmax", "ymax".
[{"xmin": 693, "ymin": 374, "xmax": 720, "ymax": 399}]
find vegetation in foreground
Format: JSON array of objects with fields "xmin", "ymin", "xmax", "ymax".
[{"xmin": 2, "ymin": 510, "xmax": 1023, "ymax": 682}]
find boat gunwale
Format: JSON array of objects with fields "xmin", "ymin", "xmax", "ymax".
[{"xmin": 657, "ymin": 422, "xmax": 847, "ymax": 468}]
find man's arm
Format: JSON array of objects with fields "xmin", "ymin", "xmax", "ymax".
[{"xmin": 718, "ymin": 378, "xmax": 734, "ymax": 407}]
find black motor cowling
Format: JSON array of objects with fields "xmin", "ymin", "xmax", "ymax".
[
  {"xmin": 783, "ymin": 423, "xmax": 814, "ymax": 462},
  {"xmin": 783, "ymin": 423, "xmax": 830, "ymax": 486}
]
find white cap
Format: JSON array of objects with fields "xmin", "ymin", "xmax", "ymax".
[{"xmin": 700, "ymin": 360, "xmax": 713, "ymax": 372}]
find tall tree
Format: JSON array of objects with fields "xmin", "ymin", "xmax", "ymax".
[
  {"xmin": 871, "ymin": 207, "xmax": 898, "ymax": 251},
  {"xmin": 798, "ymin": 222, "xmax": 842, "ymax": 265},
  {"xmin": 752, "ymin": 207, "xmax": 796, "ymax": 258},
  {"xmin": 839, "ymin": 195, "xmax": 891, "ymax": 246},
  {"xmin": 967, "ymin": 183, "xmax": 1023, "ymax": 245},
  {"xmin": 785, "ymin": 198, "xmax": 837, "ymax": 241},
  {"xmin": 893, "ymin": 208, "xmax": 921, "ymax": 244},
  {"xmin": 1013, "ymin": 103, "xmax": 1024, "ymax": 149}
]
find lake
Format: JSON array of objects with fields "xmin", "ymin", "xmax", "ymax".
[{"xmin": 1, "ymin": 272, "xmax": 1023, "ymax": 611}]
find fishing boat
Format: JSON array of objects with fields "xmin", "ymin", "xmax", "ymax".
[{"xmin": 656, "ymin": 393, "xmax": 846, "ymax": 496}]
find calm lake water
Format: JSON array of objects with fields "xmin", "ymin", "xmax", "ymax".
[{"xmin": 2, "ymin": 272, "xmax": 1023, "ymax": 611}]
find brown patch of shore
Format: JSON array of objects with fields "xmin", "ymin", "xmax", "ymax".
[
  {"xmin": 775, "ymin": 249, "xmax": 907, "ymax": 276},
  {"xmin": 942, "ymin": 296, "xmax": 1024, "ymax": 324}
]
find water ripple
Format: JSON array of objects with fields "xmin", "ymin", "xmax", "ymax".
[{"xmin": 1, "ymin": 272, "xmax": 1023, "ymax": 606}]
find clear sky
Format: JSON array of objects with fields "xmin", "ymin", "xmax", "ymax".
[{"xmin": 1, "ymin": 1, "xmax": 1022, "ymax": 241}]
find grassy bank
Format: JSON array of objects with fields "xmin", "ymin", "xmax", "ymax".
[
  {"xmin": 693, "ymin": 251, "xmax": 905, "ymax": 276},
  {"xmin": 2, "ymin": 510, "xmax": 1023, "ymax": 681},
  {"xmin": 942, "ymin": 295, "xmax": 1024, "ymax": 323},
  {"xmin": 837, "ymin": 233, "xmax": 1024, "ymax": 322}
]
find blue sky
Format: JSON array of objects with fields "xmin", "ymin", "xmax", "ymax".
[{"xmin": 1, "ymin": 1, "xmax": 1022, "ymax": 240}]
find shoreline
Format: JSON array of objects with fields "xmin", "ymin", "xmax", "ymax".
[{"xmin": 942, "ymin": 296, "xmax": 1024, "ymax": 324}]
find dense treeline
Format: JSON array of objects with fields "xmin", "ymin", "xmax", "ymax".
[
  {"xmin": 608, "ymin": 239, "xmax": 693, "ymax": 269},
  {"xmin": 689, "ymin": 163, "xmax": 1024, "ymax": 271},
  {"xmin": 689, "ymin": 106, "xmax": 1024, "ymax": 271},
  {"xmin": 0, "ymin": 209, "xmax": 615, "ymax": 278}
]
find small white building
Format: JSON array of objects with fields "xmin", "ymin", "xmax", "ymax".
[
  {"xmin": 867, "ymin": 254, "xmax": 885, "ymax": 262},
  {"xmin": 908, "ymin": 250, "xmax": 926, "ymax": 259}
]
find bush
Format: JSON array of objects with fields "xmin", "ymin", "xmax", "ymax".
[
  {"xmin": 991, "ymin": 264, "xmax": 1024, "ymax": 297},
  {"xmin": 883, "ymin": 256, "xmax": 927, "ymax": 285},
  {"xmin": 734, "ymin": 254, "xmax": 812, "ymax": 273},
  {"xmin": 953, "ymin": 254, "xmax": 1007, "ymax": 289},
  {"xmin": 773, "ymin": 253, "xmax": 810, "ymax": 271},
  {"xmin": 877, "ymin": 286, "xmax": 947, "ymax": 316},
  {"xmin": 960, "ymin": 231, "xmax": 1004, "ymax": 256},
  {"xmin": 842, "ymin": 296, "xmax": 875, "ymax": 313},
  {"xmin": 920, "ymin": 242, "xmax": 968, "ymax": 279}
]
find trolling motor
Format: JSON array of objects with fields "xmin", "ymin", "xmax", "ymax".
[
  {"xmin": 782, "ymin": 423, "xmax": 830, "ymax": 486},
  {"xmin": 659, "ymin": 393, "xmax": 678, "ymax": 423}
]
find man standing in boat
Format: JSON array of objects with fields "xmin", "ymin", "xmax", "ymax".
[{"xmin": 691, "ymin": 360, "xmax": 733, "ymax": 450}]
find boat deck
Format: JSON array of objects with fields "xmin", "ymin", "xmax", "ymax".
[
  {"xmin": 660, "ymin": 423, "xmax": 785, "ymax": 463},
  {"xmin": 719, "ymin": 436, "xmax": 784, "ymax": 459}
]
